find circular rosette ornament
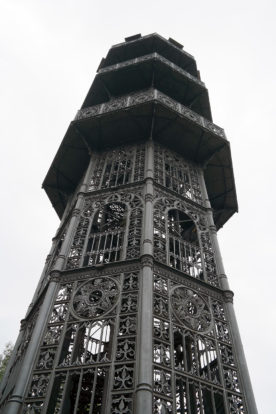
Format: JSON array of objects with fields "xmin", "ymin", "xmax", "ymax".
[
  {"xmin": 170, "ymin": 286, "xmax": 212, "ymax": 333},
  {"xmin": 72, "ymin": 277, "xmax": 119, "ymax": 319}
]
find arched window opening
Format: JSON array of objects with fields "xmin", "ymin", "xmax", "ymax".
[
  {"xmin": 168, "ymin": 210, "xmax": 203, "ymax": 279},
  {"xmin": 83, "ymin": 203, "xmax": 126, "ymax": 266}
]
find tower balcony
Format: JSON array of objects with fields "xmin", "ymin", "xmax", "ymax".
[
  {"xmin": 43, "ymin": 88, "xmax": 237, "ymax": 229},
  {"xmin": 82, "ymin": 52, "xmax": 212, "ymax": 120}
]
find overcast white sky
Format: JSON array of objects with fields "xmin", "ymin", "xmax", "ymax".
[{"xmin": 0, "ymin": 0, "xmax": 275, "ymax": 411}]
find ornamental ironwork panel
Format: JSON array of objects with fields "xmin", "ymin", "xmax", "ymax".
[
  {"xmin": 23, "ymin": 270, "xmax": 139, "ymax": 414},
  {"xmin": 152, "ymin": 271, "xmax": 246, "ymax": 413}
]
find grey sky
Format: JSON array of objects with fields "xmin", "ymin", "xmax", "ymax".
[{"xmin": 1, "ymin": 0, "xmax": 275, "ymax": 411}]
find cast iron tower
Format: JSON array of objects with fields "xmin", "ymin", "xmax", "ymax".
[{"xmin": 0, "ymin": 34, "xmax": 258, "ymax": 414}]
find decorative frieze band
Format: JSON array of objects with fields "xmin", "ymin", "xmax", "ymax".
[
  {"xmin": 75, "ymin": 89, "xmax": 226, "ymax": 140},
  {"xmin": 98, "ymin": 52, "xmax": 205, "ymax": 87},
  {"xmin": 50, "ymin": 262, "xmax": 141, "ymax": 283}
]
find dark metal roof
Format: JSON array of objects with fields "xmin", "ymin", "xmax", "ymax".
[{"xmin": 98, "ymin": 33, "xmax": 199, "ymax": 78}]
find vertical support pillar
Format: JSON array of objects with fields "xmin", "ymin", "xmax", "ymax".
[
  {"xmin": 4, "ymin": 282, "xmax": 57, "ymax": 414},
  {"xmin": 136, "ymin": 140, "xmax": 154, "ymax": 414},
  {"xmin": 51, "ymin": 153, "xmax": 95, "ymax": 272},
  {"xmin": 4, "ymin": 154, "xmax": 95, "ymax": 414},
  {"xmin": 143, "ymin": 140, "xmax": 154, "ymax": 257},
  {"xmin": 200, "ymin": 171, "xmax": 258, "ymax": 414}
]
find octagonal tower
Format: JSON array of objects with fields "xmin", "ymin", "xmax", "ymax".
[{"xmin": 0, "ymin": 34, "xmax": 258, "ymax": 414}]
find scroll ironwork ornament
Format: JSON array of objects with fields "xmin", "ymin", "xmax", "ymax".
[
  {"xmin": 170, "ymin": 286, "xmax": 213, "ymax": 333},
  {"xmin": 72, "ymin": 277, "xmax": 119, "ymax": 319},
  {"xmin": 111, "ymin": 394, "xmax": 132, "ymax": 414}
]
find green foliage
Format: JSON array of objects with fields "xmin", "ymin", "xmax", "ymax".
[{"xmin": 0, "ymin": 342, "xmax": 13, "ymax": 383}]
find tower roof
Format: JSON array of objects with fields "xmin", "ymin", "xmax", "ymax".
[{"xmin": 99, "ymin": 33, "xmax": 198, "ymax": 76}]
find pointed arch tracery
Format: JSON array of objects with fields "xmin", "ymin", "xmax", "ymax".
[
  {"xmin": 167, "ymin": 209, "xmax": 203, "ymax": 279},
  {"xmin": 153, "ymin": 197, "xmax": 219, "ymax": 286},
  {"xmin": 66, "ymin": 191, "xmax": 144, "ymax": 270},
  {"xmin": 83, "ymin": 202, "xmax": 127, "ymax": 266}
]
